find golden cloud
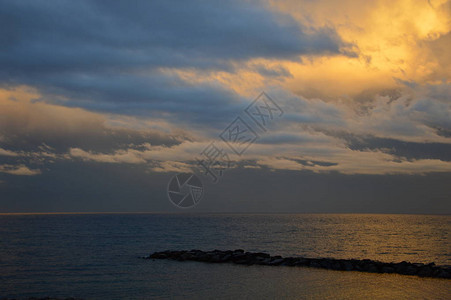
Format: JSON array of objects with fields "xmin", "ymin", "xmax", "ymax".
[{"xmin": 267, "ymin": 0, "xmax": 451, "ymax": 97}]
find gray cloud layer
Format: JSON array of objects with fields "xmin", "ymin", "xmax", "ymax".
[
  {"xmin": 1, "ymin": 0, "xmax": 344, "ymax": 72},
  {"xmin": 0, "ymin": 0, "xmax": 348, "ymax": 121},
  {"xmin": 0, "ymin": 0, "xmax": 449, "ymax": 213}
]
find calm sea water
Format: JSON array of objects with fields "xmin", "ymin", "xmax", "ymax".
[{"xmin": 0, "ymin": 213, "xmax": 450, "ymax": 299}]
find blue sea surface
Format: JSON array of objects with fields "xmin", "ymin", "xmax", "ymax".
[{"xmin": 0, "ymin": 213, "xmax": 450, "ymax": 299}]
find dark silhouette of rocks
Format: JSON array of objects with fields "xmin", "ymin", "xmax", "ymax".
[{"xmin": 144, "ymin": 249, "xmax": 451, "ymax": 279}]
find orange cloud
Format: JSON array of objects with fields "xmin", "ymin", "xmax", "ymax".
[{"xmin": 266, "ymin": 0, "xmax": 450, "ymax": 97}]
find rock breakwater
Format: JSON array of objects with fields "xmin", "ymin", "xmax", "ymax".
[{"xmin": 144, "ymin": 249, "xmax": 450, "ymax": 279}]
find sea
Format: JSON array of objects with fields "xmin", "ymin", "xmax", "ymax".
[{"xmin": 0, "ymin": 213, "xmax": 450, "ymax": 299}]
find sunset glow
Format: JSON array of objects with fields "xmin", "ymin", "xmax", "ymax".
[{"xmin": 0, "ymin": 0, "xmax": 450, "ymax": 213}]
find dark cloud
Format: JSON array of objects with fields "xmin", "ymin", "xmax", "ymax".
[
  {"xmin": 33, "ymin": 71, "xmax": 244, "ymax": 125},
  {"xmin": 332, "ymin": 131, "xmax": 451, "ymax": 162},
  {"xmin": 0, "ymin": 94, "xmax": 186, "ymax": 154},
  {"xmin": 0, "ymin": 0, "xmax": 351, "ymax": 128},
  {"xmin": 433, "ymin": 127, "xmax": 451, "ymax": 138},
  {"xmin": 352, "ymin": 88, "xmax": 403, "ymax": 114},
  {"xmin": 258, "ymin": 132, "xmax": 325, "ymax": 144},
  {"xmin": 0, "ymin": 0, "xmax": 351, "ymax": 124},
  {"xmin": 285, "ymin": 157, "xmax": 338, "ymax": 167},
  {"xmin": 0, "ymin": 125, "xmax": 181, "ymax": 154},
  {"xmin": 253, "ymin": 64, "xmax": 293, "ymax": 78},
  {"xmin": 0, "ymin": 0, "xmax": 346, "ymax": 74}
]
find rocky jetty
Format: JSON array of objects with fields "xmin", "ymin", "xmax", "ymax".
[{"xmin": 144, "ymin": 249, "xmax": 450, "ymax": 279}]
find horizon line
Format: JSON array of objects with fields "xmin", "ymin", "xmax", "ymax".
[{"xmin": 0, "ymin": 211, "xmax": 450, "ymax": 216}]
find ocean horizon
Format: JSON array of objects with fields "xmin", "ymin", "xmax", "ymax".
[{"xmin": 1, "ymin": 213, "xmax": 450, "ymax": 299}]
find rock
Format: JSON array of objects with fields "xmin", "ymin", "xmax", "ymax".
[
  {"xmin": 144, "ymin": 249, "xmax": 449, "ymax": 279},
  {"xmin": 395, "ymin": 261, "xmax": 409, "ymax": 273},
  {"xmin": 234, "ymin": 259, "xmax": 250, "ymax": 265},
  {"xmin": 210, "ymin": 255, "xmax": 222, "ymax": 263},
  {"xmin": 436, "ymin": 269, "xmax": 450, "ymax": 279},
  {"xmin": 221, "ymin": 254, "xmax": 232, "ymax": 262},
  {"xmin": 413, "ymin": 263, "xmax": 424, "ymax": 268},
  {"xmin": 254, "ymin": 252, "xmax": 270, "ymax": 258},
  {"xmin": 404, "ymin": 266, "xmax": 418, "ymax": 275},
  {"xmin": 269, "ymin": 258, "xmax": 284, "ymax": 266},
  {"xmin": 319, "ymin": 259, "xmax": 332, "ymax": 269},
  {"xmin": 331, "ymin": 261, "xmax": 341, "ymax": 270},
  {"xmin": 309, "ymin": 260, "xmax": 321, "ymax": 268},
  {"xmin": 282, "ymin": 257, "xmax": 297, "ymax": 266},
  {"xmin": 417, "ymin": 266, "xmax": 433, "ymax": 277},
  {"xmin": 354, "ymin": 265, "xmax": 363, "ymax": 271},
  {"xmin": 381, "ymin": 266, "xmax": 395, "ymax": 273},
  {"xmin": 367, "ymin": 264, "xmax": 379, "ymax": 273},
  {"xmin": 177, "ymin": 253, "xmax": 192, "ymax": 261},
  {"xmin": 149, "ymin": 252, "xmax": 168, "ymax": 259},
  {"xmin": 232, "ymin": 253, "xmax": 246, "ymax": 261},
  {"xmin": 341, "ymin": 261, "xmax": 354, "ymax": 271},
  {"xmin": 294, "ymin": 258, "xmax": 309, "ymax": 266},
  {"xmin": 198, "ymin": 253, "xmax": 210, "ymax": 262},
  {"xmin": 394, "ymin": 261, "xmax": 418, "ymax": 275}
]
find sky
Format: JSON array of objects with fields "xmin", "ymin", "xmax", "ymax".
[{"xmin": 0, "ymin": 0, "xmax": 450, "ymax": 213}]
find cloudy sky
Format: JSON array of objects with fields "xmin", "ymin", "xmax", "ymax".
[{"xmin": 0, "ymin": 0, "xmax": 450, "ymax": 213}]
